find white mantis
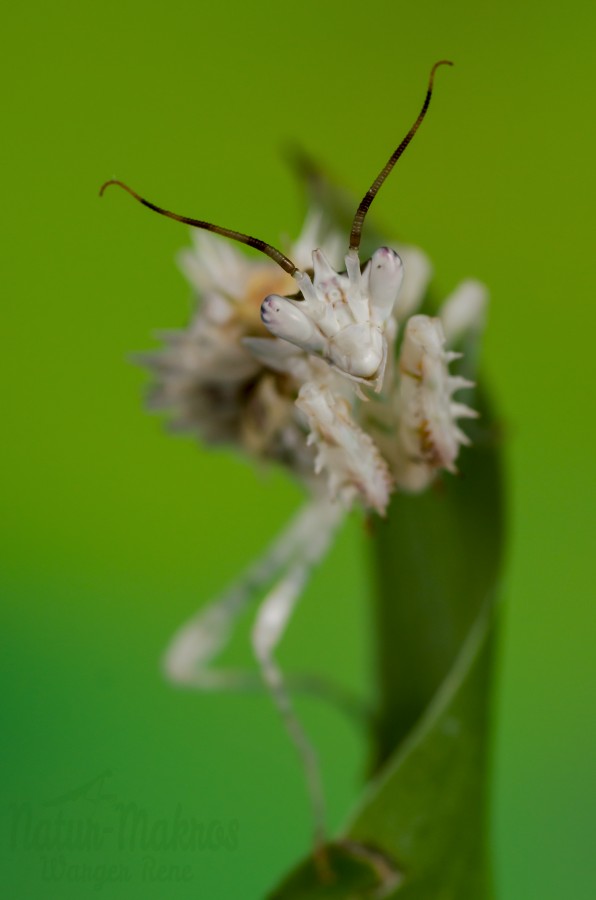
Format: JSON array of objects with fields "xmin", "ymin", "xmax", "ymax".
[{"xmin": 101, "ymin": 59, "xmax": 487, "ymax": 848}]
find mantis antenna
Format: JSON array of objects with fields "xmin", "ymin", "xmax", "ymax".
[
  {"xmin": 99, "ymin": 180, "xmax": 299, "ymax": 276},
  {"xmin": 348, "ymin": 59, "xmax": 453, "ymax": 253}
]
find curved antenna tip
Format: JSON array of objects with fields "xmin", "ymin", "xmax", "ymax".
[
  {"xmin": 99, "ymin": 179, "xmax": 114, "ymax": 197},
  {"xmin": 99, "ymin": 179, "xmax": 136, "ymax": 199},
  {"xmin": 348, "ymin": 59, "xmax": 455, "ymax": 252},
  {"xmin": 430, "ymin": 60, "xmax": 454, "ymax": 81}
]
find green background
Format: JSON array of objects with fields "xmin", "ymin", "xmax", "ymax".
[{"xmin": 2, "ymin": 0, "xmax": 595, "ymax": 897}]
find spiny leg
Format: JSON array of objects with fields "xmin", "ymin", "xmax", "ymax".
[
  {"xmin": 251, "ymin": 500, "xmax": 344, "ymax": 848},
  {"xmin": 163, "ymin": 499, "xmax": 331, "ymax": 690}
]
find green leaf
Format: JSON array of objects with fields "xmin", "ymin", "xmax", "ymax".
[
  {"xmin": 369, "ymin": 392, "xmax": 504, "ymax": 767},
  {"xmin": 271, "ymin": 842, "xmax": 399, "ymax": 899},
  {"xmin": 270, "ymin": 391, "xmax": 504, "ymax": 899},
  {"xmin": 269, "ymin": 160, "xmax": 505, "ymax": 898}
]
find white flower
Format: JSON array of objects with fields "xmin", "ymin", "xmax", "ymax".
[
  {"xmin": 138, "ymin": 220, "xmax": 485, "ymax": 513},
  {"xmin": 138, "ymin": 220, "xmax": 336, "ymax": 479}
]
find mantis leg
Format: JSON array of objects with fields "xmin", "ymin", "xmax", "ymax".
[{"xmin": 251, "ymin": 499, "xmax": 344, "ymax": 846}]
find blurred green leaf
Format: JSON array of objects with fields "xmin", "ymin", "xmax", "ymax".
[
  {"xmin": 270, "ymin": 161, "xmax": 504, "ymax": 898},
  {"xmin": 271, "ymin": 842, "xmax": 397, "ymax": 899},
  {"xmin": 270, "ymin": 391, "xmax": 504, "ymax": 899},
  {"xmin": 369, "ymin": 392, "xmax": 503, "ymax": 767}
]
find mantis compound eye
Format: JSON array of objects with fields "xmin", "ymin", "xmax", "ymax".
[
  {"xmin": 261, "ymin": 295, "xmax": 327, "ymax": 355},
  {"xmin": 368, "ymin": 247, "xmax": 404, "ymax": 325}
]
